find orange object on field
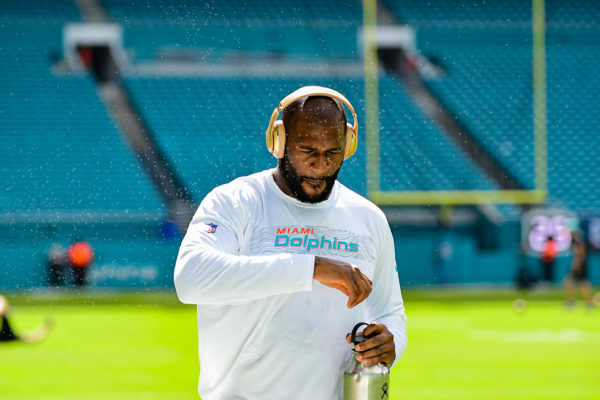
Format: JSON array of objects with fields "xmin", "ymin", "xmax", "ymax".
[{"xmin": 67, "ymin": 241, "xmax": 94, "ymax": 268}]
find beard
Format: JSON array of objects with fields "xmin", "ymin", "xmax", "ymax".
[{"xmin": 279, "ymin": 153, "xmax": 341, "ymax": 204}]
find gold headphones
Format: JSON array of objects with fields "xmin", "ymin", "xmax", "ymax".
[{"xmin": 265, "ymin": 86, "xmax": 358, "ymax": 160}]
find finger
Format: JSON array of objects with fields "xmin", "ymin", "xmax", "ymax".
[
  {"xmin": 345, "ymin": 275, "xmax": 359, "ymax": 308},
  {"xmin": 350, "ymin": 268, "xmax": 371, "ymax": 306},
  {"xmin": 361, "ymin": 323, "xmax": 384, "ymax": 339},
  {"xmin": 359, "ymin": 350, "xmax": 396, "ymax": 366},
  {"xmin": 355, "ymin": 335, "xmax": 385, "ymax": 353},
  {"xmin": 356, "ymin": 273, "xmax": 372, "ymax": 302},
  {"xmin": 343, "ymin": 269, "xmax": 360, "ymax": 308},
  {"xmin": 355, "ymin": 330, "xmax": 392, "ymax": 353},
  {"xmin": 356, "ymin": 341, "xmax": 394, "ymax": 361},
  {"xmin": 352, "ymin": 273, "xmax": 370, "ymax": 306},
  {"xmin": 359, "ymin": 271, "xmax": 373, "ymax": 288}
]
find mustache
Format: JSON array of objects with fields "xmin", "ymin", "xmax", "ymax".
[
  {"xmin": 300, "ymin": 176, "xmax": 337, "ymax": 188},
  {"xmin": 301, "ymin": 176, "xmax": 329, "ymax": 182}
]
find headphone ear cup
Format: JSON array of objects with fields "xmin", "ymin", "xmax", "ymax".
[
  {"xmin": 272, "ymin": 120, "xmax": 286, "ymax": 159},
  {"xmin": 266, "ymin": 123, "xmax": 275, "ymax": 156},
  {"xmin": 344, "ymin": 123, "xmax": 357, "ymax": 160}
]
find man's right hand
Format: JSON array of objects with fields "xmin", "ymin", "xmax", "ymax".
[{"xmin": 313, "ymin": 256, "xmax": 372, "ymax": 308}]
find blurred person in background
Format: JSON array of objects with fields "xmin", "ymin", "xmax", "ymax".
[
  {"xmin": 539, "ymin": 235, "xmax": 557, "ymax": 284},
  {"xmin": 564, "ymin": 232, "xmax": 594, "ymax": 309},
  {"xmin": 0, "ymin": 295, "xmax": 53, "ymax": 344},
  {"xmin": 46, "ymin": 243, "xmax": 67, "ymax": 287},
  {"xmin": 514, "ymin": 242, "xmax": 536, "ymax": 292},
  {"xmin": 67, "ymin": 239, "xmax": 94, "ymax": 287}
]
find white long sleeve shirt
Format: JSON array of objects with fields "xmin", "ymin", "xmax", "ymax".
[{"xmin": 174, "ymin": 169, "xmax": 407, "ymax": 400}]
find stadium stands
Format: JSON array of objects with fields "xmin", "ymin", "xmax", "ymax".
[
  {"xmin": 100, "ymin": 0, "xmax": 362, "ymax": 62},
  {"xmin": 99, "ymin": 0, "xmax": 363, "ymax": 25},
  {"xmin": 381, "ymin": 0, "xmax": 531, "ymax": 28},
  {"xmin": 384, "ymin": 0, "xmax": 600, "ymax": 214},
  {"xmin": 0, "ymin": 24, "xmax": 164, "ymax": 214},
  {"xmin": 0, "ymin": 0, "xmax": 81, "ymax": 24},
  {"xmin": 119, "ymin": 24, "xmax": 360, "ymax": 63},
  {"xmin": 419, "ymin": 37, "xmax": 535, "ymax": 189},
  {"xmin": 546, "ymin": 43, "xmax": 600, "ymax": 214},
  {"xmin": 382, "ymin": 0, "xmax": 599, "ymax": 29},
  {"xmin": 546, "ymin": 0, "xmax": 600, "ymax": 29},
  {"xmin": 378, "ymin": 75, "xmax": 496, "ymax": 192},
  {"xmin": 1, "ymin": 0, "xmax": 598, "ymax": 289},
  {"xmin": 0, "ymin": 20, "xmax": 168, "ymax": 289},
  {"xmin": 123, "ymin": 75, "xmax": 496, "ymax": 201}
]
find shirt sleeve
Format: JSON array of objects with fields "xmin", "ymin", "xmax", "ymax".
[
  {"xmin": 365, "ymin": 222, "xmax": 407, "ymax": 368},
  {"xmin": 174, "ymin": 186, "xmax": 315, "ymax": 305}
]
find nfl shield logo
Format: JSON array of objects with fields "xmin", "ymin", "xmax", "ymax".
[{"xmin": 206, "ymin": 223, "xmax": 217, "ymax": 233}]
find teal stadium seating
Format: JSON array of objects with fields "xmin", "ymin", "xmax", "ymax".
[
  {"xmin": 99, "ymin": 0, "xmax": 362, "ymax": 25},
  {"xmin": 381, "ymin": 0, "xmax": 531, "ymax": 28},
  {"xmin": 383, "ymin": 0, "xmax": 600, "ymax": 213},
  {"xmin": 118, "ymin": 24, "xmax": 360, "ymax": 62},
  {"xmin": 0, "ymin": 19, "xmax": 170, "ymax": 289},
  {"xmin": 546, "ymin": 0, "xmax": 600, "ymax": 29},
  {"xmin": 100, "ymin": 0, "xmax": 362, "ymax": 62},
  {"xmin": 382, "ymin": 0, "xmax": 600, "ymax": 30},
  {"xmin": 1, "ymin": 0, "xmax": 598, "ymax": 289},
  {"xmin": 546, "ymin": 0, "xmax": 600, "ymax": 213},
  {"xmin": 419, "ymin": 36, "xmax": 535, "ymax": 189},
  {"xmin": 123, "ymin": 75, "xmax": 496, "ymax": 202},
  {"xmin": 546, "ymin": 43, "xmax": 600, "ymax": 214},
  {"xmin": 0, "ymin": 25, "xmax": 164, "ymax": 214},
  {"xmin": 102, "ymin": 0, "xmax": 494, "ymax": 199},
  {"xmin": 0, "ymin": 0, "xmax": 81, "ymax": 23}
]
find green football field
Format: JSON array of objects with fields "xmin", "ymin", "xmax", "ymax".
[{"xmin": 1, "ymin": 289, "xmax": 599, "ymax": 399}]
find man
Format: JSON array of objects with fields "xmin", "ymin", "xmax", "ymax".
[
  {"xmin": 540, "ymin": 235, "xmax": 557, "ymax": 284},
  {"xmin": 46, "ymin": 243, "xmax": 67, "ymax": 287},
  {"xmin": 174, "ymin": 86, "xmax": 407, "ymax": 399},
  {"xmin": 564, "ymin": 232, "xmax": 594, "ymax": 309}
]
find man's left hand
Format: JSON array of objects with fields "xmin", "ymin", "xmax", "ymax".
[{"xmin": 346, "ymin": 322, "xmax": 395, "ymax": 366}]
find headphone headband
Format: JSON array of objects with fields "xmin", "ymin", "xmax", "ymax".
[{"xmin": 265, "ymin": 86, "xmax": 358, "ymax": 160}]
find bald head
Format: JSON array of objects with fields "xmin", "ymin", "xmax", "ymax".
[{"xmin": 282, "ymin": 96, "xmax": 347, "ymax": 140}]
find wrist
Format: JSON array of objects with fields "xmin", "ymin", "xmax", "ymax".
[{"xmin": 313, "ymin": 256, "xmax": 321, "ymax": 279}]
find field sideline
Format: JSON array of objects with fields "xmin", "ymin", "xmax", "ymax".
[{"xmin": 1, "ymin": 288, "xmax": 598, "ymax": 399}]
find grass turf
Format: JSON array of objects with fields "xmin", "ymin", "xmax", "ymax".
[{"xmin": 1, "ymin": 289, "xmax": 599, "ymax": 399}]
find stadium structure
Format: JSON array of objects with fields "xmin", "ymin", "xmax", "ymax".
[{"xmin": 1, "ymin": 0, "xmax": 598, "ymax": 290}]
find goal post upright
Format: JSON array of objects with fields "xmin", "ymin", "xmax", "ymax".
[
  {"xmin": 532, "ymin": 0, "xmax": 548, "ymax": 194},
  {"xmin": 363, "ymin": 0, "xmax": 380, "ymax": 196}
]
